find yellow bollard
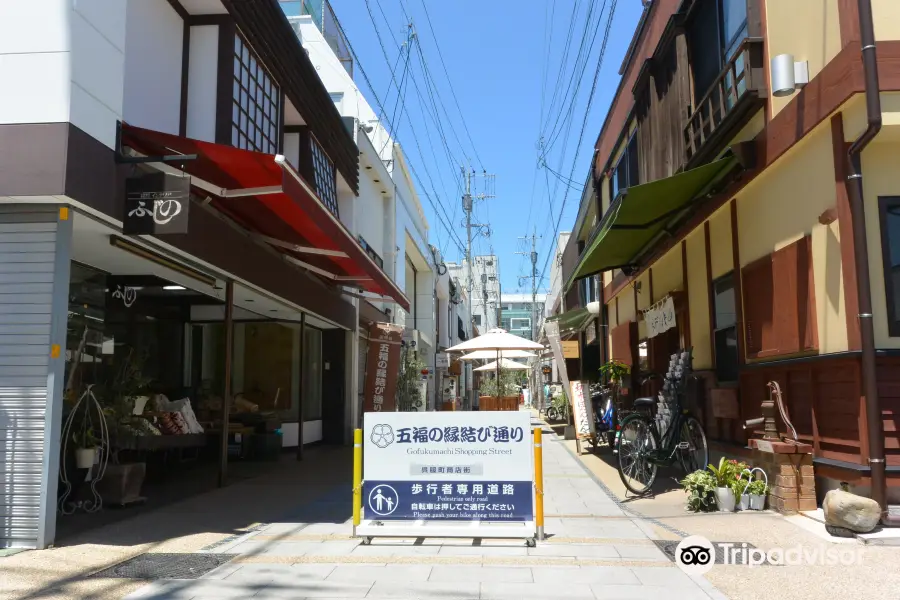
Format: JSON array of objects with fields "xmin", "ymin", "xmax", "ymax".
[
  {"xmin": 533, "ymin": 427, "xmax": 545, "ymax": 541},
  {"xmin": 352, "ymin": 428, "xmax": 363, "ymax": 534}
]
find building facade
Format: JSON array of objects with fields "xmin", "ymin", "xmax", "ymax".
[
  {"xmin": 562, "ymin": 0, "xmax": 900, "ymax": 507},
  {"xmin": 447, "ymin": 255, "xmax": 501, "ymax": 331},
  {"xmin": 499, "ymin": 293, "xmax": 547, "ymax": 341},
  {"xmin": 0, "ymin": 0, "xmax": 411, "ymax": 549}
]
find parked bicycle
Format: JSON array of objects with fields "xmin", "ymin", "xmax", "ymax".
[
  {"xmin": 545, "ymin": 393, "xmax": 569, "ymax": 422},
  {"xmin": 616, "ymin": 349, "xmax": 708, "ymax": 496}
]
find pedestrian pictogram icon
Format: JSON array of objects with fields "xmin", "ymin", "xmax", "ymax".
[{"xmin": 367, "ymin": 484, "xmax": 398, "ymax": 516}]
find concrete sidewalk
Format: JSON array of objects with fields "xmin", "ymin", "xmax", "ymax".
[{"xmin": 119, "ymin": 418, "xmax": 727, "ymax": 600}]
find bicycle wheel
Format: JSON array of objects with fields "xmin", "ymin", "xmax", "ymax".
[
  {"xmin": 547, "ymin": 407, "xmax": 559, "ymax": 421},
  {"xmin": 616, "ymin": 415, "xmax": 659, "ymax": 495},
  {"xmin": 677, "ymin": 415, "xmax": 709, "ymax": 474}
]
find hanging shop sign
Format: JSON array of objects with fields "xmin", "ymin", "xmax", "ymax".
[
  {"xmin": 569, "ymin": 380, "xmax": 595, "ymax": 441},
  {"xmin": 109, "ymin": 284, "xmax": 138, "ymax": 308},
  {"xmin": 561, "ymin": 340, "xmax": 580, "ymax": 359},
  {"xmin": 541, "ymin": 366, "xmax": 552, "ymax": 375},
  {"xmin": 644, "ymin": 295, "xmax": 677, "ymax": 339},
  {"xmin": 435, "ymin": 352, "xmax": 450, "ymax": 369},
  {"xmin": 363, "ymin": 322, "xmax": 403, "ymax": 412},
  {"xmin": 123, "ymin": 172, "xmax": 190, "ymax": 235},
  {"xmin": 362, "ymin": 411, "xmax": 533, "ymax": 522}
]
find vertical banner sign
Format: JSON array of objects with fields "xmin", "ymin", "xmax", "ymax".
[
  {"xmin": 545, "ymin": 320, "xmax": 572, "ymax": 408},
  {"xmin": 123, "ymin": 172, "xmax": 190, "ymax": 235},
  {"xmin": 569, "ymin": 381, "xmax": 595, "ymax": 440},
  {"xmin": 363, "ymin": 322, "xmax": 403, "ymax": 412},
  {"xmin": 363, "ymin": 412, "xmax": 533, "ymax": 521}
]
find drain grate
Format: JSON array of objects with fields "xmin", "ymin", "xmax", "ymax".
[
  {"xmin": 653, "ymin": 540, "xmax": 772, "ymax": 566},
  {"xmin": 90, "ymin": 553, "xmax": 237, "ymax": 580}
]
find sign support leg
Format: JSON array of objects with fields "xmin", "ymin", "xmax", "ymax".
[
  {"xmin": 353, "ymin": 428, "xmax": 362, "ymax": 536},
  {"xmin": 534, "ymin": 427, "xmax": 544, "ymax": 541}
]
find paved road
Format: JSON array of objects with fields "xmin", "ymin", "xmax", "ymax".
[{"xmin": 125, "ymin": 419, "xmax": 727, "ymax": 600}]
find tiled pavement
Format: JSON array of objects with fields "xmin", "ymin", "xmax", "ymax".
[{"xmin": 125, "ymin": 417, "xmax": 728, "ymax": 600}]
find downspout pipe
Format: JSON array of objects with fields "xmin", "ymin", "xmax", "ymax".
[{"xmin": 846, "ymin": 0, "xmax": 899, "ymax": 526}]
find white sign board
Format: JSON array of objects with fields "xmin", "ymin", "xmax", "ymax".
[
  {"xmin": 363, "ymin": 412, "xmax": 533, "ymax": 522},
  {"xmin": 645, "ymin": 296, "xmax": 677, "ymax": 339},
  {"xmin": 569, "ymin": 381, "xmax": 595, "ymax": 440},
  {"xmin": 435, "ymin": 352, "xmax": 450, "ymax": 369}
]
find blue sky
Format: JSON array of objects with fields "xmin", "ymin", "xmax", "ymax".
[{"xmin": 330, "ymin": 0, "xmax": 645, "ymax": 295}]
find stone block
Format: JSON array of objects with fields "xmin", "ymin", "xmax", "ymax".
[{"xmin": 823, "ymin": 489, "xmax": 881, "ymax": 533}]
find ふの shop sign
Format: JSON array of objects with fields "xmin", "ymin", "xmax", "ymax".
[{"xmin": 363, "ymin": 412, "xmax": 533, "ymax": 522}]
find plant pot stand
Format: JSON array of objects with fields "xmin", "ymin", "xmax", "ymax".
[{"xmin": 96, "ymin": 462, "xmax": 146, "ymax": 507}]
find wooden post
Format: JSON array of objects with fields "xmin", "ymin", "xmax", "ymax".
[
  {"xmin": 218, "ymin": 280, "xmax": 234, "ymax": 488},
  {"xmin": 297, "ymin": 312, "xmax": 306, "ymax": 461}
]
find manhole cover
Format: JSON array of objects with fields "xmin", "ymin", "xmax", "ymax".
[
  {"xmin": 654, "ymin": 540, "xmax": 769, "ymax": 566},
  {"xmin": 91, "ymin": 553, "xmax": 236, "ymax": 580}
]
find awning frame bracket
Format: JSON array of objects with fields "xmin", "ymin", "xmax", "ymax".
[{"xmin": 115, "ymin": 121, "xmax": 198, "ymax": 165}]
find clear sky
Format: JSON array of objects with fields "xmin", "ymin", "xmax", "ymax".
[{"xmin": 330, "ymin": 0, "xmax": 645, "ymax": 295}]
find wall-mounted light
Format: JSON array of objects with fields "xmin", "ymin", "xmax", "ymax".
[{"xmin": 771, "ymin": 54, "xmax": 809, "ymax": 97}]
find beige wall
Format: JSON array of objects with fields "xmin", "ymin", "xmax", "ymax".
[
  {"xmin": 708, "ymin": 204, "xmax": 734, "ymax": 279},
  {"xmin": 686, "ymin": 229, "xmax": 713, "ymax": 369},
  {"xmin": 653, "ymin": 245, "xmax": 683, "ymax": 300},
  {"xmin": 874, "ymin": 0, "xmax": 900, "ymax": 41},
  {"xmin": 766, "ymin": 0, "xmax": 842, "ymax": 119},
  {"xmin": 735, "ymin": 122, "xmax": 848, "ymax": 354},
  {"xmin": 861, "ymin": 139, "xmax": 900, "ymax": 349},
  {"xmin": 616, "ymin": 286, "xmax": 637, "ymax": 327}
]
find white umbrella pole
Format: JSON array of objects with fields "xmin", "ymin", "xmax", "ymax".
[{"xmin": 496, "ymin": 348, "xmax": 500, "ymax": 402}]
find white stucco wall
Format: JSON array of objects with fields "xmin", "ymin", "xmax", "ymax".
[{"xmin": 123, "ymin": 0, "xmax": 183, "ymax": 135}]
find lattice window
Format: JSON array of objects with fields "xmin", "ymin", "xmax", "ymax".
[
  {"xmin": 232, "ymin": 34, "xmax": 280, "ymax": 154},
  {"xmin": 309, "ymin": 134, "xmax": 339, "ymax": 217}
]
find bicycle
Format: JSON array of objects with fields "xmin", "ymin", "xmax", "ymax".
[{"xmin": 616, "ymin": 349, "xmax": 708, "ymax": 496}]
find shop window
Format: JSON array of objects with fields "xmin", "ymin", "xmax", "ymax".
[
  {"xmin": 879, "ymin": 197, "xmax": 900, "ymax": 336},
  {"xmin": 309, "ymin": 133, "xmax": 339, "ymax": 217},
  {"xmin": 473, "ymin": 314, "xmax": 482, "ymax": 326},
  {"xmin": 232, "ymin": 35, "xmax": 280, "ymax": 154},
  {"xmin": 241, "ymin": 323, "xmax": 295, "ymax": 416},
  {"xmin": 712, "ymin": 272, "xmax": 739, "ymax": 382},
  {"xmin": 687, "ymin": 0, "xmax": 749, "ymax": 109},
  {"xmin": 302, "ymin": 326, "xmax": 323, "ymax": 421},
  {"xmin": 637, "ymin": 340, "xmax": 650, "ymax": 373},
  {"xmin": 358, "ymin": 235, "xmax": 384, "ymax": 270}
]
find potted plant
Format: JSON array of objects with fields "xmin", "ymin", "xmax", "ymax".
[
  {"xmin": 735, "ymin": 470, "xmax": 752, "ymax": 511},
  {"xmin": 599, "ymin": 359, "xmax": 630, "ymax": 387},
  {"xmin": 707, "ymin": 457, "xmax": 747, "ymax": 512},
  {"xmin": 680, "ymin": 469, "xmax": 717, "ymax": 512},
  {"xmin": 747, "ymin": 477, "xmax": 768, "ymax": 510},
  {"xmin": 73, "ymin": 428, "xmax": 98, "ymax": 469}
]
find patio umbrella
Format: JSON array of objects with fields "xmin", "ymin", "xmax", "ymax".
[
  {"xmin": 458, "ymin": 349, "xmax": 538, "ymax": 361},
  {"xmin": 474, "ymin": 358, "xmax": 531, "ymax": 371},
  {"xmin": 446, "ymin": 328, "xmax": 544, "ymax": 399}
]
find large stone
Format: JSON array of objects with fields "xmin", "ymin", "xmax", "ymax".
[{"xmin": 823, "ymin": 489, "xmax": 881, "ymax": 533}]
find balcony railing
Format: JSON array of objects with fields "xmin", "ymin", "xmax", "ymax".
[{"xmin": 683, "ymin": 38, "xmax": 764, "ymax": 163}]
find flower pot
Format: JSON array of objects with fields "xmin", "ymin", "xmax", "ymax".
[
  {"xmin": 75, "ymin": 447, "xmax": 96, "ymax": 469},
  {"xmin": 738, "ymin": 493, "xmax": 751, "ymax": 511},
  {"xmin": 97, "ymin": 462, "xmax": 146, "ymax": 506},
  {"xmin": 715, "ymin": 487, "xmax": 735, "ymax": 512},
  {"xmin": 750, "ymin": 493, "xmax": 766, "ymax": 511}
]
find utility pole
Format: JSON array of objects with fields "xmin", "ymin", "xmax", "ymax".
[
  {"xmin": 461, "ymin": 167, "xmax": 494, "ymax": 328},
  {"xmin": 516, "ymin": 229, "xmax": 541, "ymax": 341}
]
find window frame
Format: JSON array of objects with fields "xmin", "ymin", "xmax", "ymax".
[
  {"xmin": 608, "ymin": 129, "xmax": 640, "ymax": 202},
  {"xmin": 711, "ymin": 271, "xmax": 740, "ymax": 383},
  {"xmin": 510, "ymin": 317, "xmax": 531, "ymax": 331},
  {"xmin": 878, "ymin": 196, "xmax": 900, "ymax": 337},
  {"xmin": 232, "ymin": 33, "xmax": 281, "ymax": 154}
]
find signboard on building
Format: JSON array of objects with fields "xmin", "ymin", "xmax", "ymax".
[
  {"xmin": 644, "ymin": 296, "xmax": 677, "ymax": 339},
  {"xmin": 569, "ymin": 381, "xmax": 595, "ymax": 441},
  {"xmin": 362, "ymin": 412, "xmax": 533, "ymax": 522},
  {"xmin": 541, "ymin": 366, "xmax": 552, "ymax": 375},
  {"xmin": 123, "ymin": 172, "xmax": 190, "ymax": 235},
  {"xmin": 363, "ymin": 322, "xmax": 403, "ymax": 412},
  {"xmin": 561, "ymin": 340, "xmax": 580, "ymax": 358},
  {"xmin": 435, "ymin": 352, "xmax": 450, "ymax": 369}
]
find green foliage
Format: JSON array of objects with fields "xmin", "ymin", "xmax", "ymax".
[
  {"xmin": 680, "ymin": 469, "xmax": 718, "ymax": 512},
  {"xmin": 72, "ymin": 427, "xmax": 98, "ymax": 449},
  {"xmin": 397, "ymin": 347, "xmax": 427, "ymax": 412},
  {"xmin": 599, "ymin": 359, "xmax": 630, "ymax": 385},
  {"xmin": 747, "ymin": 478, "xmax": 768, "ymax": 496},
  {"xmin": 480, "ymin": 368, "xmax": 521, "ymax": 398},
  {"xmin": 707, "ymin": 457, "xmax": 750, "ymax": 488}
]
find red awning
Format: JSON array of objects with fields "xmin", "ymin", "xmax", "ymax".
[{"xmin": 121, "ymin": 124, "xmax": 409, "ymax": 311}]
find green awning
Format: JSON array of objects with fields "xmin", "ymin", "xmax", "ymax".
[
  {"xmin": 546, "ymin": 306, "xmax": 593, "ymax": 334},
  {"xmin": 565, "ymin": 156, "xmax": 735, "ymax": 289}
]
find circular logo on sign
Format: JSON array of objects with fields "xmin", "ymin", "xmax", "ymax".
[
  {"xmin": 675, "ymin": 535, "xmax": 715, "ymax": 575},
  {"xmin": 370, "ymin": 424, "xmax": 394, "ymax": 448},
  {"xmin": 367, "ymin": 484, "xmax": 398, "ymax": 516}
]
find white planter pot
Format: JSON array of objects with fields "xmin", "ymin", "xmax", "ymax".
[
  {"xmin": 76, "ymin": 447, "xmax": 96, "ymax": 469},
  {"xmin": 750, "ymin": 494, "xmax": 766, "ymax": 510},
  {"xmin": 715, "ymin": 487, "xmax": 735, "ymax": 512},
  {"xmin": 738, "ymin": 494, "xmax": 751, "ymax": 511}
]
